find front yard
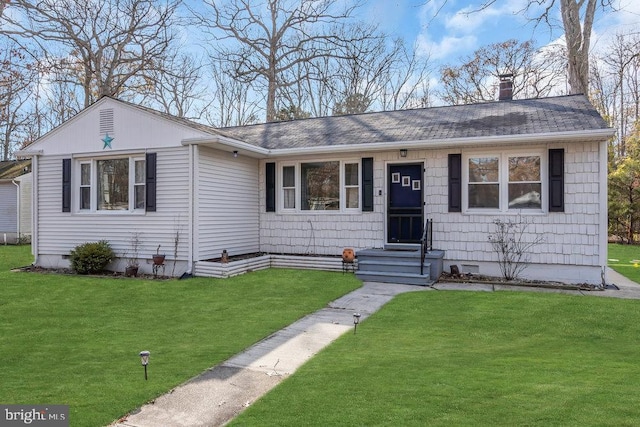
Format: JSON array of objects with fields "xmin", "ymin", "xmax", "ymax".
[
  {"xmin": 0, "ymin": 245, "xmax": 361, "ymax": 426},
  {"xmin": 2, "ymin": 244, "xmax": 640, "ymax": 426},
  {"xmin": 232, "ymin": 287, "xmax": 640, "ymax": 426}
]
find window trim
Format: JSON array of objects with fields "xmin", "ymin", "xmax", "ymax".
[
  {"xmin": 73, "ymin": 154, "xmax": 146, "ymax": 214},
  {"xmin": 462, "ymin": 149, "xmax": 547, "ymax": 214},
  {"xmin": 277, "ymin": 159, "xmax": 362, "ymax": 213}
]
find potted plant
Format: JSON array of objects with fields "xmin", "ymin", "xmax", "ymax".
[
  {"xmin": 153, "ymin": 244, "xmax": 165, "ymax": 266},
  {"xmin": 125, "ymin": 232, "xmax": 142, "ymax": 277}
]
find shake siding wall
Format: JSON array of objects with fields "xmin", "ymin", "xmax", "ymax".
[
  {"xmin": 35, "ymin": 147, "xmax": 191, "ymax": 273},
  {"xmin": 259, "ymin": 142, "xmax": 602, "ymax": 279},
  {"xmin": 428, "ymin": 142, "xmax": 601, "ymax": 271},
  {"xmin": 0, "ymin": 183, "xmax": 17, "ymax": 233},
  {"xmin": 259, "ymin": 155, "xmax": 386, "ymax": 256},
  {"xmin": 196, "ymin": 146, "xmax": 260, "ymax": 260}
]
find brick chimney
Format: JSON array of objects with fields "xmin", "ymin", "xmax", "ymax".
[{"xmin": 498, "ymin": 73, "xmax": 513, "ymax": 101}]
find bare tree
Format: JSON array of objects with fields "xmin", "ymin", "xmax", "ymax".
[
  {"xmin": 207, "ymin": 58, "xmax": 261, "ymax": 127},
  {"xmin": 433, "ymin": 0, "xmax": 614, "ymax": 95},
  {"xmin": 1, "ymin": 0, "xmax": 179, "ymax": 108},
  {"xmin": 591, "ymin": 32, "xmax": 640, "ymax": 158},
  {"xmin": 193, "ymin": 0, "xmax": 363, "ymax": 122},
  {"xmin": 439, "ymin": 39, "xmax": 562, "ymax": 105},
  {"xmin": 143, "ymin": 52, "xmax": 208, "ymax": 119},
  {"xmin": 378, "ymin": 42, "xmax": 432, "ymax": 111},
  {"xmin": 279, "ymin": 24, "xmax": 432, "ymax": 117},
  {"xmin": 0, "ymin": 43, "xmax": 36, "ymax": 160}
]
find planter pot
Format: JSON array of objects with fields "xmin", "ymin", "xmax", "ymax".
[
  {"xmin": 342, "ymin": 248, "xmax": 355, "ymax": 263},
  {"xmin": 125, "ymin": 266, "xmax": 139, "ymax": 277},
  {"xmin": 153, "ymin": 254, "xmax": 166, "ymax": 265}
]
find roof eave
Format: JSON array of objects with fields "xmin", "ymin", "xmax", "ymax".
[
  {"xmin": 186, "ymin": 128, "xmax": 615, "ymax": 159},
  {"xmin": 14, "ymin": 149, "xmax": 44, "ymax": 158},
  {"xmin": 182, "ymin": 136, "xmax": 270, "ymax": 159},
  {"xmin": 268, "ymin": 128, "xmax": 616, "ymax": 157}
]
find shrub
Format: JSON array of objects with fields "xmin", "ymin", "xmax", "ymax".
[
  {"xmin": 69, "ymin": 241, "xmax": 115, "ymax": 274},
  {"xmin": 487, "ymin": 215, "xmax": 544, "ymax": 281}
]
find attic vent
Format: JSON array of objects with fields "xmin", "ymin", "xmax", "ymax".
[{"xmin": 99, "ymin": 109, "xmax": 114, "ymax": 136}]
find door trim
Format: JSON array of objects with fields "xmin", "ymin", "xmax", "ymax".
[{"xmin": 386, "ymin": 162, "xmax": 424, "ymax": 245}]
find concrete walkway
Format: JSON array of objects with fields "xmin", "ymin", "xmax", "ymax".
[{"xmin": 113, "ymin": 269, "xmax": 640, "ymax": 427}]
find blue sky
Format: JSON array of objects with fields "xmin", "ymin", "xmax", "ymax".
[{"xmin": 361, "ymin": 0, "xmax": 640, "ymax": 65}]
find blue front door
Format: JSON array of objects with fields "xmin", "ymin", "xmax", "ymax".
[{"xmin": 388, "ymin": 164, "xmax": 424, "ymax": 244}]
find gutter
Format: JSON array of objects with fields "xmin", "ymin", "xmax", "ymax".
[{"xmin": 182, "ymin": 128, "xmax": 616, "ymax": 159}]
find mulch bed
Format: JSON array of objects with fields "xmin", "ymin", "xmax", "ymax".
[{"xmin": 439, "ymin": 272, "xmax": 603, "ymax": 291}]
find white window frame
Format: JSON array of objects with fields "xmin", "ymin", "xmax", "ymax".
[
  {"xmin": 79, "ymin": 161, "xmax": 92, "ymax": 211},
  {"xmin": 280, "ymin": 163, "xmax": 297, "ymax": 211},
  {"xmin": 463, "ymin": 149, "xmax": 546, "ymax": 214},
  {"xmin": 73, "ymin": 155, "xmax": 146, "ymax": 214},
  {"xmin": 277, "ymin": 159, "xmax": 361, "ymax": 213},
  {"xmin": 342, "ymin": 161, "xmax": 360, "ymax": 211}
]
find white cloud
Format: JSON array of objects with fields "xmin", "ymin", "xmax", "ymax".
[
  {"xmin": 416, "ymin": 32, "xmax": 478, "ymax": 61},
  {"xmin": 413, "ymin": 0, "xmax": 537, "ymax": 64}
]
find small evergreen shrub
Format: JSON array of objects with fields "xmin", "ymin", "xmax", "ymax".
[{"xmin": 69, "ymin": 240, "xmax": 115, "ymax": 274}]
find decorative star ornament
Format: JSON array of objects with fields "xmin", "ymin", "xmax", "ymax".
[{"xmin": 102, "ymin": 133, "xmax": 113, "ymax": 149}]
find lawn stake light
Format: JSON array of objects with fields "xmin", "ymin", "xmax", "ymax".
[
  {"xmin": 353, "ymin": 313, "xmax": 361, "ymax": 334},
  {"xmin": 139, "ymin": 351, "xmax": 150, "ymax": 380}
]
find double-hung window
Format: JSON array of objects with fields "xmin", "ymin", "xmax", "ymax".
[
  {"xmin": 79, "ymin": 162, "xmax": 92, "ymax": 210},
  {"xmin": 77, "ymin": 156, "xmax": 146, "ymax": 212},
  {"xmin": 280, "ymin": 160, "xmax": 360, "ymax": 212},
  {"xmin": 282, "ymin": 165, "xmax": 296, "ymax": 210},
  {"xmin": 465, "ymin": 151, "xmax": 543, "ymax": 212}
]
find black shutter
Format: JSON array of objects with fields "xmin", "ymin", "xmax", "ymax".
[
  {"xmin": 266, "ymin": 162, "xmax": 276, "ymax": 212},
  {"xmin": 549, "ymin": 148, "xmax": 564, "ymax": 212},
  {"xmin": 362, "ymin": 157, "xmax": 374, "ymax": 212},
  {"xmin": 448, "ymin": 154, "xmax": 462, "ymax": 212},
  {"xmin": 62, "ymin": 158, "xmax": 71, "ymax": 212},
  {"xmin": 145, "ymin": 152, "xmax": 157, "ymax": 212}
]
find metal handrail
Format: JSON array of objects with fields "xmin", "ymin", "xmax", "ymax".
[{"xmin": 420, "ymin": 219, "xmax": 433, "ymax": 276}]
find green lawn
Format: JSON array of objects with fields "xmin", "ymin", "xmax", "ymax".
[
  {"xmin": 0, "ymin": 245, "xmax": 361, "ymax": 426},
  {"xmin": 608, "ymin": 243, "xmax": 640, "ymax": 283},
  {"xmin": 231, "ymin": 244, "xmax": 640, "ymax": 426},
  {"xmin": 4, "ymin": 244, "xmax": 640, "ymax": 426},
  {"xmin": 233, "ymin": 291, "xmax": 640, "ymax": 426}
]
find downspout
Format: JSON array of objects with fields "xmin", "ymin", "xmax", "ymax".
[
  {"xmin": 12, "ymin": 179, "xmax": 20, "ymax": 241},
  {"xmin": 187, "ymin": 143, "xmax": 195, "ymax": 274},
  {"xmin": 31, "ymin": 155, "xmax": 39, "ymax": 265}
]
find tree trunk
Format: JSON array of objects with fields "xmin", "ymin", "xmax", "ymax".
[{"xmin": 560, "ymin": 0, "xmax": 596, "ymax": 95}]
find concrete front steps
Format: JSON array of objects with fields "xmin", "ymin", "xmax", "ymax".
[{"xmin": 355, "ymin": 248, "xmax": 444, "ymax": 286}]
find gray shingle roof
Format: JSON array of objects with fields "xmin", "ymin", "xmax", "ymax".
[
  {"xmin": 0, "ymin": 160, "xmax": 31, "ymax": 179},
  {"xmin": 219, "ymin": 95, "xmax": 609, "ymax": 150}
]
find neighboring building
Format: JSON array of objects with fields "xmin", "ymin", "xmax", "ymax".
[
  {"xmin": 17, "ymin": 90, "xmax": 614, "ymax": 284},
  {"xmin": 0, "ymin": 160, "xmax": 32, "ymax": 244}
]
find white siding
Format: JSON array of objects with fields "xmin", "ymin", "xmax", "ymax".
[
  {"xmin": 16, "ymin": 173, "xmax": 32, "ymax": 236},
  {"xmin": 0, "ymin": 182, "xmax": 17, "ymax": 233},
  {"xmin": 34, "ymin": 147, "xmax": 191, "ymax": 276},
  {"xmin": 26, "ymin": 98, "xmax": 208, "ymax": 156},
  {"xmin": 259, "ymin": 142, "xmax": 605, "ymax": 284},
  {"xmin": 196, "ymin": 146, "xmax": 260, "ymax": 260}
]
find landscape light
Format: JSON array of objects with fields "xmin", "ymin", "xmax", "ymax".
[
  {"xmin": 353, "ymin": 313, "xmax": 361, "ymax": 334},
  {"xmin": 139, "ymin": 350, "xmax": 150, "ymax": 380}
]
